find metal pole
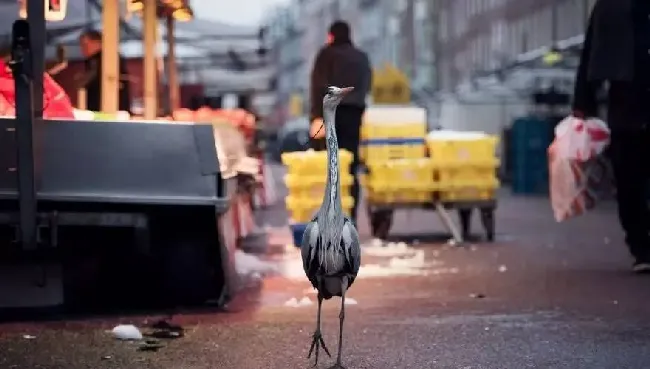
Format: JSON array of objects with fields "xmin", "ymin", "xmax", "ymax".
[
  {"xmin": 143, "ymin": 0, "xmax": 158, "ymax": 119},
  {"xmin": 102, "ymin": 0, "xmax": 120, "ymax": 113},
  {"xmin": 12, "ymin": 0, "xmax": 45, "ymax": 252},
  {"xmin": 167, "ymin": 16, "xmax": 180, "ymax": 112},
  {"xmin": 27, "ymin": 0, "xmax": 44, "ymax": 117},
  {"xmin": 27, "ymin": 0, "xmax": 44, "ymax": 187}
]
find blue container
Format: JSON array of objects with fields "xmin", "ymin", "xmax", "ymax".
[
  {"xmin": 290, "ymin": 223, "xmax": 308, "ymax": 248},
  {"xmin": 509, "ymin": 116, "xmax": 555, "ymax": 195}
]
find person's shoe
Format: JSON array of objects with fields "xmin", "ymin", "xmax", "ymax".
[{"xmin": 632, "ymin": 260, "xmax": 650, "ymax": 274}]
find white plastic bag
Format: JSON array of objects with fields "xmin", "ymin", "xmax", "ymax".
[
  {"xmin": 548, "ymin": 116, "xmax": 613, "ymax": 222},
  {"xmin": 111, "ymin": 324, "xmax": 143, "ymax": 340}
]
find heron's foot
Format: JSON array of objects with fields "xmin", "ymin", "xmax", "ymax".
[{"xmin": 307, "ymin": 329, "xmax": 331, "ymax": 366}]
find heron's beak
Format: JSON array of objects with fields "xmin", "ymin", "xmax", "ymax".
[{"xmin": 340, "ymin": 87, "xmax": 354, "ymax": 94}]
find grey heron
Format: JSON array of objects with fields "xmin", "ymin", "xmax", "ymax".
[{"xmin": 301, "ymin": 86, "xmax": 362, "ymax": 368}]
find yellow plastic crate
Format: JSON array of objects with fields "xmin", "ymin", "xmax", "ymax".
[
  {"xmin": 436, "ymin": 161, "xmax": 500, "ymax": 185},
  {"xmin": 281, "ymin": 149, "xmax": 353, "ymax": 175},
  {"xmin": 284, "ymin": 174, "xmax": 353, "ymax": 198},
  {"xmin": 366, "ymin": 188, "xmax": 434, "ymax": 204},
  {"xmin": 361, "ymin": 144, "xmax": 427, "ymax": 161},
  {"xmin": 364, "ymin": 159, "xmax": 437, "ymax": 204},
  {"xmin": 285, "ymin": 195, "xmax": 354, "ymax": 223},
  {"xmin": 427, "ymin": 136, "xmax": 498, "ymax": 164},
  {"xmin": 438, "ymin": 180, "xmax": 500, "ymax": 202},
  {"xmin": 361, "ymin": 122, "xmax": 427, "ymax": 140},
  {"xmin": 366, "ymin": 158, "xmax": 436, "ymax": 184}
]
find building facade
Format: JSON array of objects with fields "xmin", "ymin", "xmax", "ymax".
[
  {"xmin": 265, "ymin": 1, "xmax": 307, "ymax": 120},
  {"xmin": 436, "ymin": 0, "xmax": 597, "ymax": 91},
  {"xmin": 266, "ymin": 0, "xmax": 440, "ymax": 120}
]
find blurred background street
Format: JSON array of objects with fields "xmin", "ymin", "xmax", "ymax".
[{"xmin": 1, "ymin": 0, "xmax": 648, "ymax": 368}]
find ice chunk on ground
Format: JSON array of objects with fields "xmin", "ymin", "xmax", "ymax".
[
  {"xmin": 388, "ymin": 250, "xmax": 425, "ymax": 268},
  {"xmin": 284, "ymin": 297, "xmax": 299, "ymax": 307},
  {"xmin": 363, "ymin": 239, "xmax": 415, "ymax": 257},
  {"xmin": 284, "ymin": 296, "xmax": 313, "ymax": 308},
  {"xmin": 112, "ymin": 325, "xmax": 143, "ymax": 340}
]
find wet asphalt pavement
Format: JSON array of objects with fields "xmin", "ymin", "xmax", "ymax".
[{"xmin": 1, "ymin": 166, "xmax": 649, "ymax": 369}]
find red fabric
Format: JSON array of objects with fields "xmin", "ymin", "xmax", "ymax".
[{"xmin": 0, "ymin": 60, "xmax": 75, "ymax": 119}]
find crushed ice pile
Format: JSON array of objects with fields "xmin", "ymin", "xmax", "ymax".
[
  {"xmin": 284, "ymin": 296, "xmax": 314, "ymax": 308},
  {"xmin": 358, "ymin": 239, "xmax": 433, "ymax": 277},
  {"xmin": 276, "ymin": 238, "xmax": 440, "ymax": 280},
  {"xmin": 234, "ymin": 249, "xmax": 279, "ymax": 285}
]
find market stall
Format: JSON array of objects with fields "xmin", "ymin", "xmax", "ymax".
[{"xmin": 0, "ymin": 0, "xmax": 256, "ymax": 314}]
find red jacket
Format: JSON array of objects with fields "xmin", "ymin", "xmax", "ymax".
[{"xmin": 0, "ymin": 60, "xmax": 75, "ymax": 119}]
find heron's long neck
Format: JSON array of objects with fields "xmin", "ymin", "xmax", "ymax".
[{"xmin": 322, "ymin": 108, "xmax": 342, "ymax": 214}]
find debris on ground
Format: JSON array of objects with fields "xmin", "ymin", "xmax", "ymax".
[
  {"xmin": 22, "ymin": 334, "xmax": 36, "ymax": 340},
  {"xmin": 111, "ymin": 325, "xmax": 143, "ymax": 341},
  {"xmin": 148, "ymin": 320, "xmax": 185, "ymax": 339},
  {"xmin": 138, "ymin": 339, "xmax": 165, "ymax": 352},
  {"xmin": 470, "ymin": 293, "xmax": 486, "ymax": 299},
  {"xmin": 498, "ymin": 265, "xmax": 508, "ymax": 273}
]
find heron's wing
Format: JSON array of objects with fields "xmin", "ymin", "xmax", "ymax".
[
  {"xmin": 300, "ymin": 221, "xmax": 320, "ymax": 276},
  {"xmin": 341, "ymin": 219, "xmax": 361, "ymax": 276}
]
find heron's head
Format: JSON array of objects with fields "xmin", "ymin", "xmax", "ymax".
[{"xmin": 323, "ymin": 86, "xmax": 354, "ymax": 110}]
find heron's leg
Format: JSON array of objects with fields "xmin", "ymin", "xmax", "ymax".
[
  {"xmin": 332, "ymin": 277, "xmax": 349, "ymax": 368},
  {"xmin": 308, "ymin": 292, "xmax": 331, "ymax": 366}
]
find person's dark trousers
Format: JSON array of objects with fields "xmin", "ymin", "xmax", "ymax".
[
  {"xmin": 609, "ymin": 128, "xmax": 650, "ymax": 263},
  {"xmin": 309, "ymin": 105, "xmax": 364, "ymax": 224}
]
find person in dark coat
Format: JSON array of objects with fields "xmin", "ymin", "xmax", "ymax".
[
  {"xmin": 78, "ymin": 29, "xmax": 132, "ymax": 113},
  {"xmin": 573, "ymin": 0, "xmax": 650, "ymax": 273},
  {"xmin": 309, "ymin": 20, "xmax": 372, "ymax": 225}
]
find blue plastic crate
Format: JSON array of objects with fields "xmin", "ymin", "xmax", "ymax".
[
  {"xmin": 510, "ymin": 116, "xmax": 554, "ymax": 153},
  {"xmin": 290, "ymin": 223, "xmax": 308, "ymax": 248}
]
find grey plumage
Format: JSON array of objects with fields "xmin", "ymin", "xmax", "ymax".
[{"xmin": 301, "ymin": 86, "xmax": 361, "ymax": 369}]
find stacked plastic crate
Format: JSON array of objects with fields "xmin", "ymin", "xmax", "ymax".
[
  {"xmin": 281, "ymin": 150, "xmax": 355, "ymax": 246},
  {"xmin": 360, "ymin": 106, "xmax": 437, "ymax": 204},
  {"xmin": 426, "ymin": 132, "xmax": 500, "ymax": 202}
]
